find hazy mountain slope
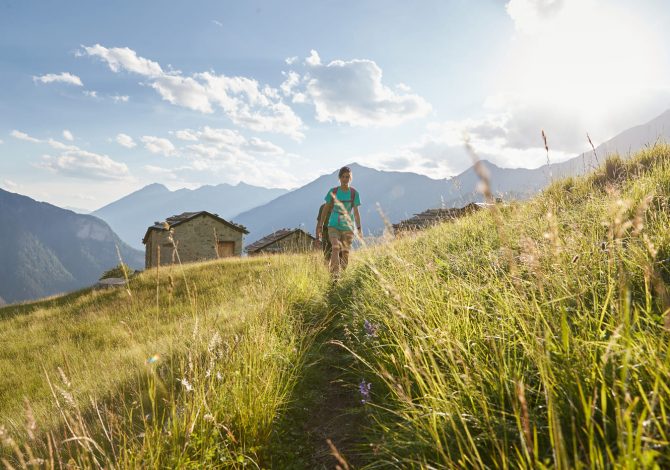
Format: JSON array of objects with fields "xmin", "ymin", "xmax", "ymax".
[
  {"xmin": 93, "ymin": 182, "xmax": 288, "ymax": 249},
  {"xmin": 548, "ymin": 109, "xmax": 670, "ymax": 178},
  {"xmin": 0, "ymin": 189, "xmax": 144, "ymax": 304}
]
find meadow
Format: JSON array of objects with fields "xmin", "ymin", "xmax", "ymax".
[{"xmin": 2, "ymin": 145, "xmax": 670, "ymax": 468}]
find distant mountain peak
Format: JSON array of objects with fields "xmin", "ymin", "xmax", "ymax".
[{"xmin": 140, "ymin": 183, "xmax": 169, "ymax": 192}]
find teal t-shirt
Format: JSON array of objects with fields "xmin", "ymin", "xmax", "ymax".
[{"xmin": 325, "ymin": 187, "xmax": 361, "ymax": 231}]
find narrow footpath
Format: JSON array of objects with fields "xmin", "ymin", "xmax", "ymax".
[{"xmin": 263, "ymin": 290, "xmax": 368, "ymax": 469}]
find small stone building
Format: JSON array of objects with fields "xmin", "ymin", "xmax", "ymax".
[
  {"xmin": 392, "ymin": 202, "xmax": 482, "ymax": 233},
  {"xmin": 245, "ymin": 228, "xmax": 316, "ymax": 256},
  {"xmin": 142, "ymin": 211, "xmax": 248, "ymax": 268}
]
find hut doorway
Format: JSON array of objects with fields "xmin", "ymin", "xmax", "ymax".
[{"xmin": 217, "ymin": 241, "xmax": 235, "ymax": 257}]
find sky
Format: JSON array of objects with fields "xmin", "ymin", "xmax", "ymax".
[{"xmin": 1, "ymin": 0, "xmax": 669, "ymax": 211}]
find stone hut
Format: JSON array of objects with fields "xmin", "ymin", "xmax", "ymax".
[
  {"xmin": 245, "ymin": 228, "xmax": 316, "ymax": 256},
  {"xmin": 142, "ymin": 211, "xmax": 248, "ymax": 268},
  {"xmin": 392, "ymin": 202, "xmax": 482, "ymax": 233}
]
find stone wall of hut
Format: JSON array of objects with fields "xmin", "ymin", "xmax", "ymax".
[
  {"xmin": 252, "ymin": 231, "xmax": 314, "ymax": 256},
  {"xmin": 145, "ymin": 215, "xmax": 243, "ymax": 268}
]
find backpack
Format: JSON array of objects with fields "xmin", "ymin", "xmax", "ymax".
[{"xmin": 321, "ymin": 187, "xmax": 357, "ymax": 228}]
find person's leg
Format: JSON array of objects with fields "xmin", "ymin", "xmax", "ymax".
[
  {"xmin": 339, "ymin": 230, "xmax": 354, "ymax": 271},
  {"xmin": 323, "ymin": 236, "xmax": 332, "ymax": 264},
  {"xmin": 328, "ymin": 228, "xmax": 342, "ymax": 275}
]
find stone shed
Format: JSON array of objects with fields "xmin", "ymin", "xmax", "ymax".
[
  {"xmin": 245, "ymin": 228, "xmax": 316, "ymax": 256},
  {"xmin": 142, "ymin": 211, "xmax": 248, "ymax": 268},
  {"xmin": 392, "ymin": 202, "xmax": 483, "ymax": 233}
]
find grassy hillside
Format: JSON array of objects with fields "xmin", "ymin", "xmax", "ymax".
[{"xmin": 2, "ymin": 145, "xmax": 670, "ymax": 468}]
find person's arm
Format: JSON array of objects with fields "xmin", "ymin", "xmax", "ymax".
[{"xmin": 354, "ymin": 206, "xmax": 362, "ymax": 237}]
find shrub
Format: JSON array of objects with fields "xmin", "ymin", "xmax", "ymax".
[{"xmin": 99, "ymin": 262, "xmax": 134, "ymax": 280}]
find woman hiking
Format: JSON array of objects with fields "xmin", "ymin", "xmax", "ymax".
[{"xmin": 316, "ymin": 166, "xmax": 362, "ymax": 277}]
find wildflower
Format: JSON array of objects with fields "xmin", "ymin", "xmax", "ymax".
[
  {"xmin": 364, "ymin": 319, "xmax": 378, "ymax": 338},
  {"xmin": 208, "ymin": 331, "xmax": 222, "ymax": 353},
  {"xmin": 216, "ymin": 371, "xmax": 223, "ymax": 381},
  {"xmin": 359, "ymin": 379, "xmax": 372, "ymax": 404},
  {"xmin": 179, "ymin": 378, "xmax": 194, "ymax": 392},
  {"xmin": 56, "ymin": 387, "xmax": 76, "ymax": 407},
  {"xmin": 204, "ymin": 414, "xmax": 215, "ymax": 423}
]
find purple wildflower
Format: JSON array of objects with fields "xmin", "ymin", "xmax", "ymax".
[
  {"xmin": 359, "ymin": 379, "xmax": 372, "ymax": 404},
  {"xmin": 364, "ymin": 319, "xmax": 378, "ymax": 338}
]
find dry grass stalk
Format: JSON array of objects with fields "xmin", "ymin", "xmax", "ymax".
[{"xmin": 326, "ymin": 438, "xmax": 350, "ymax": 470}]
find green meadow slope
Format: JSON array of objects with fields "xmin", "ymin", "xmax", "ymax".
[{"xmin": 2, "ymin": 146, "xmax": 670, "ymax": 468}]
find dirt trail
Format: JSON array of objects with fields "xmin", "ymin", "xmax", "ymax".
[{"xmin": 263, "ymin": 304, "xmax": 367, "ymax": 469}]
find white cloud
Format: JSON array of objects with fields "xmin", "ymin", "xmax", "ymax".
[
  {"xmin": 212, "ymin": 20, "xmax": 223, "ymax": 27},
  {"xmin": 174, "ymin": 129, "xmax": 199, "ymax": 141},
  {"xmin": 150, "ymin": 74, "xmax": 213, "ymax": 113},
  {"xmin": 38, "ymin": 149, "xmax": 129, "ymax": 180},
  {"xmin": 289, "ymin": 50, "xmax": 431, "ymax": 127},
  {"xmin": 11, "ymin": 130, "xmax": 41, "ymax": 143},
  {"xmin": 246, "ymin": 137, "xmax": 284, "ymax": 155},
  {"xmin": 285, "ymin": 56, "xmax": 298, "ymax": 65},
  {"xmin": 357, "ymin": 112, "xmax": 581, "ymax": 180},
  {"xmin": 157, "ymin": 125, "xmax": 297, "ymax": 187},
  {"xmin": 112, "ymin": 95, "xmax": 129, "ymax": 103},
  {"xmin": 47, "ymin": 138, "xmax": 79, "ymax": 151},
  {"xmin": 141, "ymin": 135, "xmax": 176, "ymax": 156},
  {"xmin": 82, "ymin": 44, "xmax": 163, "ymax": 77},
  {"xmin": 280, "ymin": 71, "xmax": 301, "ymax": 96},
  {"xmin": 80, "ymin": 44, "xmax": 305, "ymax": 139},
  {"xmin": 305, "ymin": 50, "xmax": 321, "ymax": 66},
  {"xmin": 11, "ymin": 129, "xmax": 129, "ymax": 180},
  {"xmin": 62, "ymin": 130, "xmax": 74, "ymax": 141},
  {"xmin": 195, "ymin": 72, "xmax": 304, "ymax": 138},
  {"xmin": 185, "ymin": 144, "xmax": 222, "ymax": 159},
  {"xmin": 175, "ymin": 126, "xmax": 285, "ymax": 156},
  {"xmin": 83, "ymin": 90, "xmax": 98, "ymax": 98},
  {"xmin": 116, "ymin": 133, "xmax": 136, "ymax": 148},
  {"xmin": 33, "ymin": 72, "xmax": 83, "ymax": 86},
  {"xmin": 198, "ymin": 126, "xmax": 246, "ymax": 147}
]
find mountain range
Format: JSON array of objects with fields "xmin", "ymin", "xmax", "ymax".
[
  {"xmin": 0, "ymin": 189, "xmax": 143, "ymax": 304},
  {"xmin": 92, "ymin": 182, "xmax": 288, "ymax": 249}
]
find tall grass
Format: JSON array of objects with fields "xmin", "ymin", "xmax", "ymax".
[
  {"xmin": 333, "ymin": 145, "xmax": 670, "ymax": 468},
  {"xmin": 1, "ymin": 253, "xmax": 329, "ymax": 467}
]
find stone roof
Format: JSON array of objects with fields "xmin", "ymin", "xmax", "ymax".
[
  {"xmin": 245, "ymin": 228, "xmax": 315, "ymax": 254},
  {"xmin": 392, "ymin": 202, "xmax": 483, "ymax": 232},
  {"xmin": 142, "ymin": 211, "xmax": 248, "ymax": 244}
]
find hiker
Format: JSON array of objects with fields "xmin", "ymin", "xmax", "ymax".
[{"xmin": 316, "ymin": 166, "xmax": 362, "ymax": 277}]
